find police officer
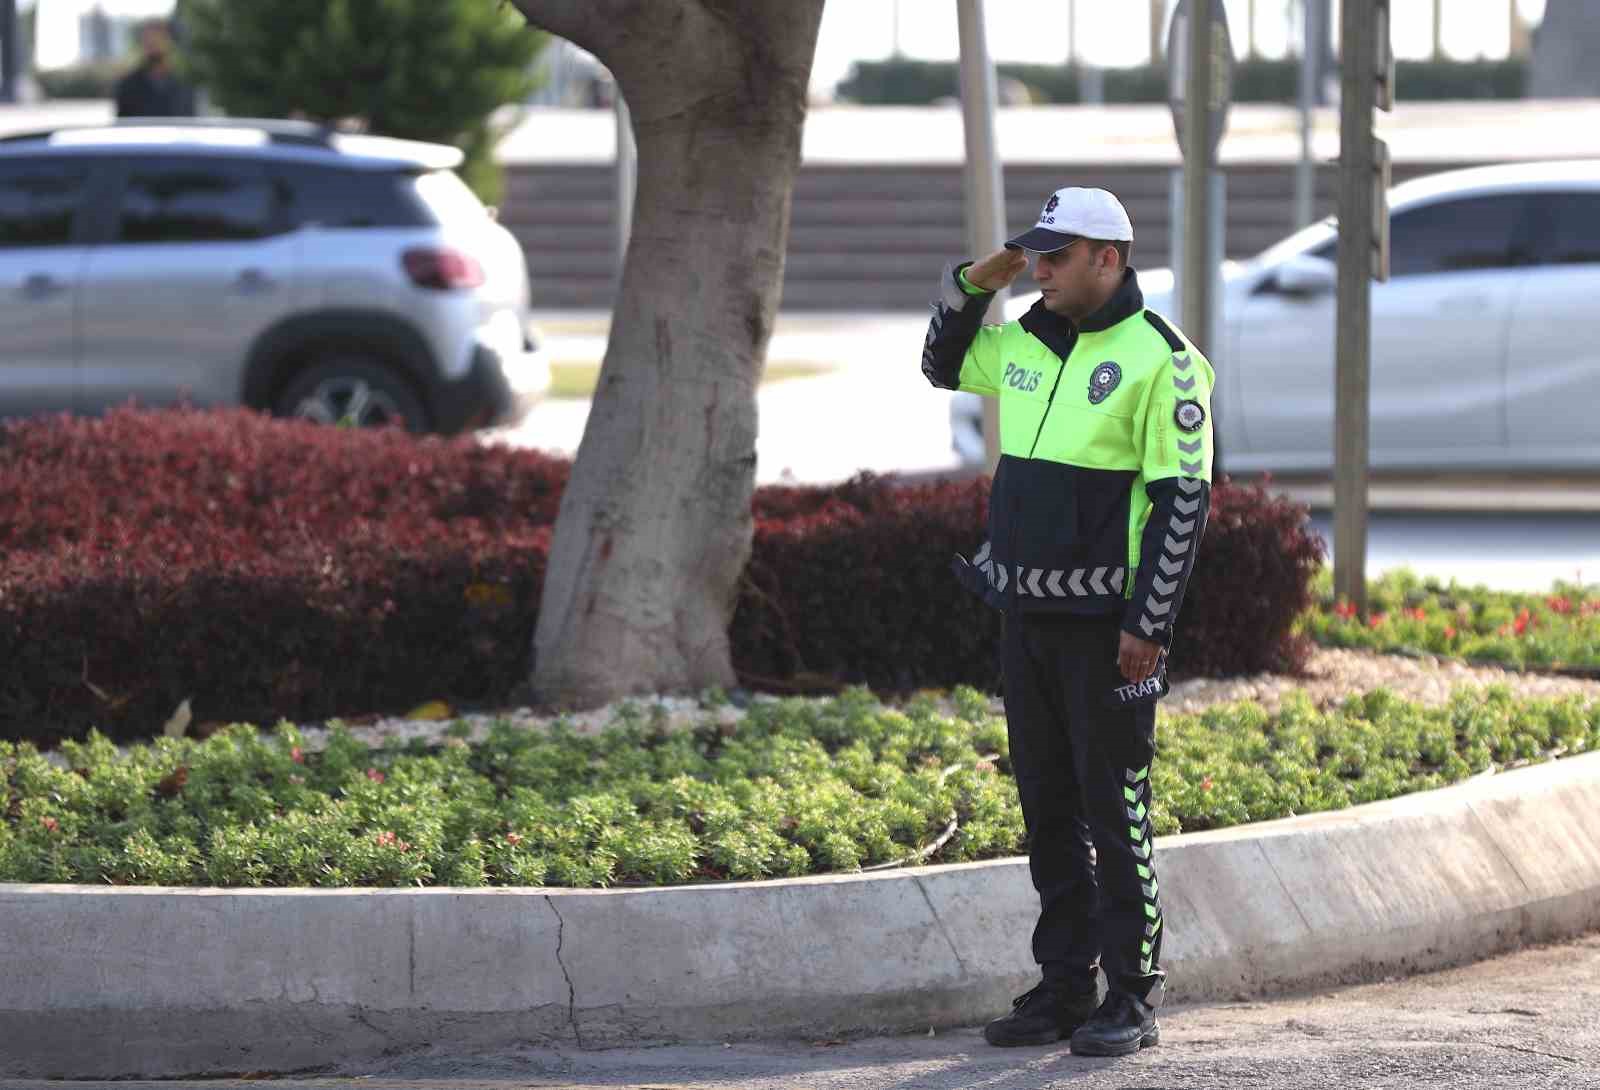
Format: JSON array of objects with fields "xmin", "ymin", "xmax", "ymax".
[{"xmin": 921, "ymin": 187, "xmax": 1214, "ymax": 1056}]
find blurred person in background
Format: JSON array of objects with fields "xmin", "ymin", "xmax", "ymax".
[{"xmin": 115, "ymin": 18, "xmax": 196, "ymax": 118}]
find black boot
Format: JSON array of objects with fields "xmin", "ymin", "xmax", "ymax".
[
  {"xmin": 1068, "ymin": 990, "xmax": 1160, "ymax": 1056},
  {"xmin": 983, "ymin": 980, "xmax": 1099, "ymax": 1047}
]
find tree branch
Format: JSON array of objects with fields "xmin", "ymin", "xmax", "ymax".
[{"xmin": 506, "ymin": 0, "xmax": 650, "ymax": 59}]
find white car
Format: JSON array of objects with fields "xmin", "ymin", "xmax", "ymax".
[
  {"xmin": 952, "ymin": 160, "xmax": 1600, "ymax": 474},
  {"xmin": 0, "ymin": 119, "xmax": 550, "ymax": 433}
]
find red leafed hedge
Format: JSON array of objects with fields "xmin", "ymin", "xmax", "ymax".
[{"xmin": 1, "ymin": 410, "xmax": 1323, "ymax": 744}]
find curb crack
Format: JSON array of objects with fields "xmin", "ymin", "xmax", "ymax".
[
  {"xmin": 544, "ymin": 894, "xmax": 586, "ymax": 1049},
  {"xmin": 913, "ymin": 876, "xmax": 970, "ymax": 980}
]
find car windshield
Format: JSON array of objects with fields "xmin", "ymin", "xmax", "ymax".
[{"xmin": 1252, "ymin": 215, "xmax": 1337, "ymax": 266}]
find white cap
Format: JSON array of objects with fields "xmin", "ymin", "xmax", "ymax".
[{"xmin": 1005, "ymin": 187, "xmax": 1134, "ymax": 252}]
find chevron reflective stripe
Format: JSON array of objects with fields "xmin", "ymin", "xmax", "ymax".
[
  {"xmin": 986, "ymin": 561, "xmax": 1128, "ymax": 598},
  {"xmin": 972, "ymin": 541, "xmax": 991, "ymax": 567},
  {"xmin": 1174, "ymin": 496, "xmax": 1200, "ymax": 515},
  {"xmin": 1152, "ymin": 576, "xmax": 1177, "ymax": 595},
  {"xmin": 1158, "ymin": 555, "xmax": 1183, "ymax": 576},
  {"xmin": 1170, "ymin": 517, "xmax": 1196, "ymax": 535},
  {"xmin": 1172, "ymin": 352, "xmax": 1192, "ymax": 371},
  {"xmin": 1125, "ymin": 766, "xmax": 1163, "ymax": 975},
  {"xmin": 1178, "ymin": 438, "xmax": 1203, "ymax": 455},
  {"xmin": 1178, "ymin": 476, "xmax": 1203, "ymax": 494},
  {"xmin": 1180, "ymin": 459, "xmax": 1204, "ymax": 475},
  {"xmin": 1172, "ymin": 374, "xmax": 1196, "ymax": 392}
]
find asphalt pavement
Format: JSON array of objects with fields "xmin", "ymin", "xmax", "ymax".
[
  {"xmin": 8, "ymin": 934, "xmax": 1595, "ymax": 1090},
  {"xmin": 501, "ymin": 312, "xmax": 1599, "ymax": 593}
]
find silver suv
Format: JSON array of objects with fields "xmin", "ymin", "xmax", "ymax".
[{"xmin": 0, "ymin": 119, "xmax": 549, "ymax": 434}]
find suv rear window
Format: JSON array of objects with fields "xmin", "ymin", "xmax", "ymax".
[
  {"xmin": 275, "ymin": 163, "xmax": 432, "ymax": 230},
  {"xmin": 0, "ymin": 160, "xmax": 88, "ymax": 247}
]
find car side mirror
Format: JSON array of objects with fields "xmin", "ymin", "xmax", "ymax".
[{"xmin": 1274, "ymin": 254, "xmax": 1337, "ymax": 297}]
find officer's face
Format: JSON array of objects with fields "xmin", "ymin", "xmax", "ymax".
[{"xmin": 1033, "ymin": 241, "xmax": 1116, "ymax": 317}]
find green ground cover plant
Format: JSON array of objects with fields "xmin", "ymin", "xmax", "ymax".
[
  {"xmin": 3, "ymin": 685, "xmax": 1594, "ymax": 889},
  {"xmin": 1309, "ymin": 570, "xmax": 1600, "ymax": 672}
]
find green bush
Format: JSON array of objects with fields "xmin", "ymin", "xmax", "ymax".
[
  {"xmin": 176, "ymin": 0, "xmax": 547, "ymax": 203},
  {"xmin": 1308, "ymin": 569, "xmax": 1600, "ymax": 672},
  {"xmin": 36, "ymin": 61, "xmax": 128, "ymax": 100},
  {"xmin": 3, "ymin": 685, "xmax": 1594, "ymax": 888}
]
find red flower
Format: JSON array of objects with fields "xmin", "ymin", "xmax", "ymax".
[
  {"xmin": 366, "ymin": 767, "xmax": 385, "ymax": 783},
  {"xmin": 375, "ymin": 830, "xmax": 397, "ymax": 847},
  {"xmin": 290, "ymin": 746, "xmax": 305, "ymax": 765},
  {"xmin": 1333, "ymin": 600, "xmax": 1358, "ymax": 619},
  {"xmin": 40, "ymin": 816, "xmax": 59, "ymax": 832},
  {"xmin": 1547, "ymin": 596, "xmax": 1573, "ymax": 615},
  {"xmin": 1444, "ymin": 625, "xmax": 1457, "ymax": 640},
  {"xmin": 506, "ymin": 832, "xmax": 524, "ymax": 846},
  {"xmin": 1513, "ymin": 608, "xmax": 1532, "ymax": 636},
  {"xmin": 1410, "ymin": 607, "xmax": 1428, "ymax": 622},
  {"xmin": 1200, "ymin": 776, "xmax": 1214, "ymax": 792},
  {"xmin": 1368, "ymin": 612, "xmax": 1388, "ymax": 629}
]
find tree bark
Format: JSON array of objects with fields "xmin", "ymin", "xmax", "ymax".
[
  {"xmin": 1530, "ymin": 0, "xmax": 1600, "ymax": 97},
  {"xmin": 510, "ymin": 0, "xmax": 825, "ymax": 708}
]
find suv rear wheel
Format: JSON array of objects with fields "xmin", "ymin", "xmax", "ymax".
[{"xmin": 274, "ymin": 356, "xmax": 429, "ymax": 432}]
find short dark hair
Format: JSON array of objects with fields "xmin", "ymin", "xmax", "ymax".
[{"xmin": 1088, "ymin": 239, "xmax": 1132, "ymax": 268}]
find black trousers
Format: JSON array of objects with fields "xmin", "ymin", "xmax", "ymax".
[{"xmin": 1002, "ymin": 611, "xmax": 1165, "ymax": 1005}]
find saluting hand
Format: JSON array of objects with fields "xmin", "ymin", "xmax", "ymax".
[{"xmin": 965, "ymin": 247, "xmax": 1029, "ymax": 292}]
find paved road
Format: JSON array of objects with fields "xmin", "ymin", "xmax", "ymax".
[
  {"xmin": 503, "ymin": 313, "xmax": 1599, "ymax": 593},
  {"xmin": 8, "ymin": 935, "xmax": 1596, "ymax": 1090}
]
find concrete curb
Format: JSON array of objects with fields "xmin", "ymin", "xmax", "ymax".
[{"xmin": 4, "ymin": 753, "xmax": 1600, "ymax": 1078}]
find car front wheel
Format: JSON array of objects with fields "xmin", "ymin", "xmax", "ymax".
[{"xmin": 274, "ymin": 356, "xmax": 430, "ymax": 433}]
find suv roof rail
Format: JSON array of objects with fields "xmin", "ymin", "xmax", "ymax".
[{"xmin": 0, "ymin": 117, "xmax": 339, "ymax": 148}]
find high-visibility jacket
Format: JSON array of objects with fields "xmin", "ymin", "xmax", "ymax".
[{"xmin": 921, "ymin": 263, "xmax": 1214, "ymax": 646}]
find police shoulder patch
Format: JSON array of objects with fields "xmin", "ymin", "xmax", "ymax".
[
  {"xmin": 1174, "ymin": 399, "xmax": 1206, "ymax": 433},
  {"xmin": 1087, "ymin": 361, "xmax": 1122, "ymax": 405}
]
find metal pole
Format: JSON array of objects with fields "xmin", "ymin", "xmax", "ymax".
[
  {"xmin": 1151, "ymin": 0, "xmax": 1166, "ymax": 63},
  {"xmin": 0, "ymin": 0, "xmax": 16, "ymax": 105},
  {"xmin": 614, "ymin": 90, "xmax": 636, "ymax": 285},
  {"xmin": 1432, "ymin": 0, "xmax": 1444, "ymax": 60},
  {"xmin": 1334, "ymin": 0, "xmax": 1377, "ymax": 614},
  {"xmin": 1294, "ymin": 0, "xmax": 1320, "ymax": 229},
  {"xmin": 957, "ymin": 0, "xmax": 1008, "ymax": 476},
  {"xmin": 1181, "ymin": 0, "xmax": 1215, "ymax": 357}
]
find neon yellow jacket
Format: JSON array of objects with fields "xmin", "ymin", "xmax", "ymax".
[{"xmin": 922, "ymin": 263, "xmax": 1214, "ymax": 644}]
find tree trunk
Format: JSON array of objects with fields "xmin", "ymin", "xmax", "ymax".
[
  {"xmin": 1530, "ymin": 0, "xmax": 1600, "ymax": 97},
  {"xmin": 510, "ymin": 1, "xmax": 825, "ymax": 708}
]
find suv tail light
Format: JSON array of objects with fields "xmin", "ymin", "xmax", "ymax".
[{"xmin": 403, "ymin": 247, "xmax": 485, "ymax": 291}]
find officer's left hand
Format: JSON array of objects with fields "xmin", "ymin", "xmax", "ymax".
[{"xmin": 1118, "ymin": 631, "xmax": 1163, "ymax": 682}]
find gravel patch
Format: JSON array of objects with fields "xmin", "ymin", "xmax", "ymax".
[
  {"xmin": 1164, "ymin": 647, "xmax": 1600, "ymax": 718},
  {"xmin": 35, "ymin": 650, "xmax": 1600, "ymax": 767}
]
